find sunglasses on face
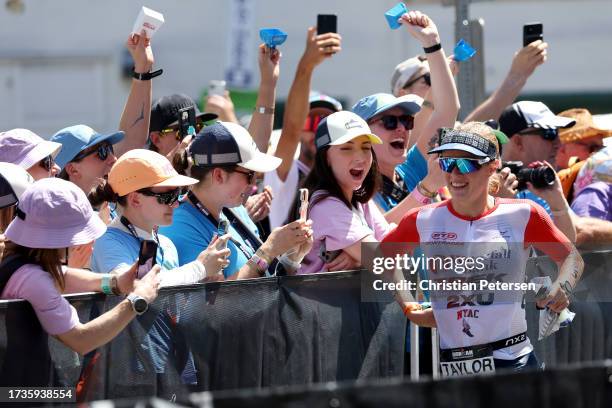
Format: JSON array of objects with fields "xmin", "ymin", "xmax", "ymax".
[
  {"xmin": 375, "ymin": 114, "xmax": 414, "ymax": 131},
  {"xmin": 233, "ymin": 168, "xmax": 256, "ymax": 185},
  {"xmin": 518, "ymin": 128, "xmax": 558, "ymax": 141},
  {"xmin": 39, "ymin": 155, "xmax": 55, "ymax": 171},
  {"xmin": 74, "ymin": 143, "xmax": 114, "ymax": 162},
  {"xmin": 138, "ymin": 187, "xmax": 184, "ymax": 205},
  {"xmin": 403, "ymin": 73, "xmax": 431, "ymax": 89},
  {"xmin": 303, "ymin": 115, "xmax": 324, "ymax": 133},
  {"xmin": 160, "ymin": 121, "xmax": 206, "ymax": 140},
  {"xmin": 439, "ymin": 157, "xmax": 491, "ymax": 174}
]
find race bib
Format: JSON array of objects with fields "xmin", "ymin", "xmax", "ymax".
[{"xmin": 440, "ymin": 346, "xmax": 496, "ymax": 377}]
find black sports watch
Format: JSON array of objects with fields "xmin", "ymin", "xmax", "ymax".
[{"xmin": 127, "ymin": 294, "xmax": 149, "ymax": 315}]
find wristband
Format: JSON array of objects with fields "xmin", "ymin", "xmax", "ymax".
[
  {"xmin": 249, "ymin": 253, "xmax": 269, "ymax": 276},
  {"xmin": 410, "ymin": 187, "xmax": 432, "ymax": 205},
  {"xmin": 133, "ymin": 69, "xmax": 163, "ymax": 80},
  {"xmin": 423, "ymin": 43, "xmax": 442, "ymax": 54},
  {"xmin": 255, "ymin": 106, "xmax": 275, "ymax": 115},
  {"xmin": 417, "ymin": 181, "xmax": 437, "ymax": 199},
  {"xmin": 110, "ymin": 275, "xmax": 121, "ymax": 295},
  {"xmin": 101, "ymin": 274, "xmax": 114, "ymax": 295}
]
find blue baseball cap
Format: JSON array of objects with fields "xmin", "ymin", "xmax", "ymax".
[
  {"xmin": 51, "ymin": 125, "xmax": 125, "ymax": 170},
  {"xmin": 351, "ymin": 93, "xmax": 422, "ymax": 122}
]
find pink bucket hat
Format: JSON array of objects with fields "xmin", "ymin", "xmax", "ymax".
[
  {"xmin": 5, "ymin": 178, "xmax": 106, "ymax": 248},
  {"xmin": 0, "ymin": 128, "xmax": 62, "ymax": 170}
]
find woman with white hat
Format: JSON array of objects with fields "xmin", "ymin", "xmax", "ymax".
[
  {"xmin": 0, "ymin": 128, "xmax": 62, "ymax": 179},
  {"xmin": 1, "ymin": 178, "xmax": 161, "ymax": 356}
]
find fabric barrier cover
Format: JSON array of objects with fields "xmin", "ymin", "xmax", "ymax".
[{"xmin": 0, "ymin": 251, "xmax": 611, "ymax": 402}]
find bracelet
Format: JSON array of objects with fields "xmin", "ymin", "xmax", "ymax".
[
  {"xmin": 417, "ymin": 181, "xmax": 437, "ymax": 199},
  {"xmin": 110, "ymin": 275, "xmax": 121, "ymax": 295},
  {"xmin": 410, "ymin": 187, "xmax": 432, "ymax": 205},
  {"xmin": 423, "ymin": 43, "xmax": 442, "ymax": 54},
  {"xmin": 255, "ymin": 106, "xmax": 275, "ymax": 115},
  {"xmin": 132, "ymin": 69, "xmax": 163, "ymax": 80},
  {"xmin": 248, "ymin": 253, "xmax": 268, "ymax": 276},
  {"xmin": 279, "ymin": 254, "xmax": 301, "ymax": 271},
  {"xmin": 256, "ymin": 248, "xmax": 273, "ymax": 265},
  {"xmin": 101, "ymin": 274, "xmax": 114, "ymax": 295}
]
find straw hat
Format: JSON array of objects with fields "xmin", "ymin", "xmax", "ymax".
[{"xmin": 558, "ymin": 108, "xmax": 612, "ymax": 144}]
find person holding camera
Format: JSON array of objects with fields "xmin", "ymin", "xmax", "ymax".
[
  {"xmin": 496, "ymin": 101, "xmax": 577, "ymax": 241},
  {"xmin": 383, "ymin": 122, "xmax": 584, "ymax": 374}
]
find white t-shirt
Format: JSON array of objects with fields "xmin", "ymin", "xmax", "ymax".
[{"xmin": 264, "ymin": 160, "xmax": 310, "ymax": 229}]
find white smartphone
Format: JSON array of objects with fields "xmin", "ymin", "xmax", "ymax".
[{"xmin": 208, "ymin": 80, "xmax": 226, "ymax": 97}]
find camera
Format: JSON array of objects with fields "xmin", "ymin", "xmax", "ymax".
[{"xmin": 501, "ymin": 161, "xmax": 555, "ymax": 190}]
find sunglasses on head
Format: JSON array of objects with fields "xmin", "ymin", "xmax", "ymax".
[
  {"xmin": 160, "ymin": 121, "xmax": 206, "ymax": 140},
  {"xmin": 439, "ymin": 157, "xmax": 491, "ymax": 174},
  {"xmin": 74, "ymin": 143, "xmax": 114, "ymax": 162},
  {"xmin": 303, "ymin": 115, "xmax": 324, "ymax": 133},
  {"xmin": 138, "ymin": 187, "xmax": 184, "ymax": 205},
  {"xmin": 375, "ymin": 114, "xmax": 414, "ymax": 131},
  {"xmin": 518, "ymin": 128, "xmax": 558, "ymax": 141},
  {"xmin": 403, "ymin": 73, "xmax": 431, "ymax": 89},
  {"xmin": 39, "ymin": 155, "xmax": 55, "ymax": 171},
  {"xmin": 233, "ymin": 168, "xmax": 256, "ymax": 185}
]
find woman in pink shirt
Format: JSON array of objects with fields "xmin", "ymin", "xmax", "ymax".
[
  {"xmin": 1, "ymin": 178, "xmax": 160, "ymax": 385},
  {"xmin": 297, "ymin": 111, "xmax": 393, "ymax": 274}
]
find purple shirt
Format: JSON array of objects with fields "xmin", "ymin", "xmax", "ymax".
[
  {"xmin": 571, "ymin": 181, "xmax": 612, "ymax": 221},
  {"xmin": 1, "ymin": 263, "xmax": 79, "ymax": 335},
  {"xmin": 299, "ymin": 193, "xmax": 392, "ymax": 274}
]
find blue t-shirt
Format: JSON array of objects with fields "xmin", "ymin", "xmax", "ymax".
[
  {"xmin": 91, "ymin": 227, "xmax": 178, "ymax": 274},
  {"xmin": 516, "ymin": 190, "xmax": 552, "ymax": 215},
  {"xmin": 374, "ymin": 145, "xmax": 428, "ymax": 212},
  {"xmin": 160, "ymin": 204, "xmax": 260, "ymax": 279}
]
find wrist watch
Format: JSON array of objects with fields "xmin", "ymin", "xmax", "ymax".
[{"xmin": 127, "ymin": 294, "xmax": 149, "ymax": 315}]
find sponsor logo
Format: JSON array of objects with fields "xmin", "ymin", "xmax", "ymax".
[
  {"xmin": 462, "ymin": 318, "xmax": 474, "ymax": 338},
  {"xmin": 344, "ymin": 119, "xmax": 363, "ymax": 130},
  {"xmin": 452, "ymin": 349, "xmax": 474, "ymax": 359},
  {"xmin": 431, "ymin": 232, "xmax": 458, "ymax": 241},
  {"xmin": 456, "ymin": 309, "xmax": 480, "ymax": 320},
  {"xmin": 504, "ymin": 333, "xmax": 526, "ymax": 347}
]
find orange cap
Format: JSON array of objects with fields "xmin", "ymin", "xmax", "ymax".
[{"xmin": 108, "ymin": 149, "xmax": 198, "ymax": 196}]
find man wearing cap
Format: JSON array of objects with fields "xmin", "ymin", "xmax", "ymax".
[
  {"xmin": 391, "ymin": 55, "xmax": 431, "ymax": 99},
  {"xmin": 556, "ymin": 108, "xmax": 611, "ymax": 170},
  {"xmin": 0, "ymin": 128, "xmax": 62, "ymax": 180},
  {"xmin": 498, "ymin": 101, "xmax": 576, "ymax": 212},
  {"xmin": 352, "ymin": 11, "xmax": 459, "ymax": 224},
  {"xmin": 264, "ymin": 25, "xmax": 342, "ymax": 229},
  {"xmin": 52, "ymin": 124, "xmax": 125, "ymax": 196},
  {"xmin": 148, "ymin": 94, "xmax": 217, "ymax": 157}
]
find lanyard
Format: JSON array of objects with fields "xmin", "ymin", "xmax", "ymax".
[
  {"xmin": 120, "ymin": 215, "xmax": 164, "ymax": 263},
  {"xmin": 187, "ymin": 192, "xmax": 258, "ymax": 259}
]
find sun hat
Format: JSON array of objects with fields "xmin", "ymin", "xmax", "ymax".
[
  {"xmin": 314, "ymin": 111, "xmax": 382, "ymax": 150},
  {"xmin": 0, "ymin": 162, "xmax": 34, "ymax": 209},
  {"xmin": 108, "ymin": 149, "xmax": 198, "ymax": 197},
  {"xmin": 5, "ymin": 178, "xmax": 106, "ymax": 248},
  {"xmin": 557, "ymin": 108, "xmax": 612, "ymax": 144},
  {"xmin": 51, "ymin": 125, "xmax": 125, "ymax": 170},
  {"xmin": 0, "ymin": 129, "xmax": 62, "ymax": 170},
  {"xmin": 189, "ymin": 122, "xmax": 282, "ymax": 173}
]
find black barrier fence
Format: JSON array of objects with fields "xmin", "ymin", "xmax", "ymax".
[{"xmin": 1, "ymin": 251, "xmax": 611, "ymax": 403}]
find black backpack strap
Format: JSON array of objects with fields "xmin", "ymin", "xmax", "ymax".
[{"xmin": 0, "ymin": 255, "xmax": 30, "ymax": 294}]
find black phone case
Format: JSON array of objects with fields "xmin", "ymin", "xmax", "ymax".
[
  {"xmin": 523, "ymin": 23, "xmax": 543, "ymax": 47},
  {"xmin": 317, "ymin": 14, "xmax": 337, "ymax": 34},
  {"xmin": 138, "ymin": 240, "xmax": 158, "ymax": 267}
]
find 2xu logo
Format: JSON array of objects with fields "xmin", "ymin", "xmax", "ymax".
[{"xmin": 431, "ymin": 232, "xmax": 458, "ymax": 241}]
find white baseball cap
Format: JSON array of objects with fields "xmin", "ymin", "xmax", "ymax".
[
  {"xmin": 0, "ymin": 162, "xmax": 34, "ymax": 209},
  {"xmin": 314, "ymin": 111, "xmax": 383, "ymax": 150}
]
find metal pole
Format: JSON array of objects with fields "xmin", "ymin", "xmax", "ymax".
[
  {"xmin": 431, "ymin": 327, "xmax": 440, "ymax": 379},
  {"xmin": 410, "ymin": 321, "xmax": 420, "ymax": 380}
]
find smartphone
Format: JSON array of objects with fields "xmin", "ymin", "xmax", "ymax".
[
  {"xmin": 319, "ymin": 240, "xmax": 341, "ymax": 264},
  {"xmin": 177, "ymin": 106, "xmax": 196, "ymax": 139},
  {"xmin": 217, "ymin": 219, "xmax": 230, "ymax": 250},
  {"xmin": 317, "ymin": 14, "xmax": 337, "ymax": 34},
  {"xmin": 298, "ymin": 188, "xmax": 309, "ymax": 221},
  {"xmin": 523, "ymin": 23, "xmax": 543, "ymax": 47},
  {"xmin": 208, "ymin": 80, "xmax": 226, "ymax": 97},
  {"xmin": 137, "ymin": 239, "xmax": 158, "ymax": 278}
]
